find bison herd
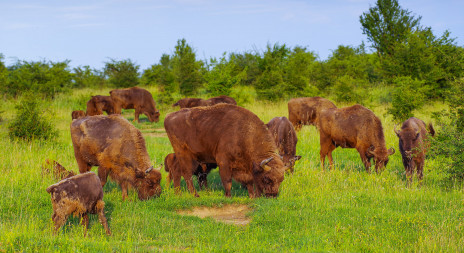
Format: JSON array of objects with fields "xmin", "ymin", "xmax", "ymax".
[{"xmin": 47, "ymin": 88, "xmax": 435, "ymax": 235}]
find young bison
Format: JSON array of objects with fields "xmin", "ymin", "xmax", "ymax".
[
  {"xmin": 266, "ymin": 117, "xmax": 301, "ymax": 172},
  {"xmin": 46, "ymin": 172, "xmax": 111, "ymax": 236},
  {"xmin": 164, "ymin": 153, "xmax": 217, "ymax": 190}
]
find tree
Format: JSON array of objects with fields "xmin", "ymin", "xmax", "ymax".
[
  {"xmin": 73, "ymin": 66, "xmax": 105, "ymax": 88},
  {"xmin": 360, "ymin": 0, "xmax": 421, "ymax": 57},
  {"xmin": 0, "ymin": 54, "xmax": 7, "ymax": 90},
  {"xmin": 104, "ymin": 59, "xmax": 140, "ymax": 88},
  {"xmin": 172, "ymin": 39, "xmax": 203, "ymax": 96}
]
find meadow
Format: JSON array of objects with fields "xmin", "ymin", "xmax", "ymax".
[{"xmin": 0, "ymin": 87, "xmax": 463, "ymax": 252}]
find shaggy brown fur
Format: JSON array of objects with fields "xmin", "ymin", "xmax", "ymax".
[
  {"xmin": 318, "ymin": 104, "xmax": 395, "ymax": 172},
  {"xmin": 395, "ymin": 117, "xmax": 435, "ymax": 182},
  {"xmin": 86, "ymin": 95, "xmax": 114, "ymax": 116},
  {"xmin": 288, "ymin": 97, "xmax": 337, "ymax": 131},
  {"xmin": 109, "ymin": 87, "xmax": 160, "ymax": 122},
  {"xmin": 71, "ymin": 110, "xmax": 86, "ymax": 120},
  {"xmin": 71, "ymin": 115, "xmax": 162, "ymax": 200},
  {"xmin": 46, "ymin": 172, "xmax": 111, "ymax": 236},
  {"xmin": 172, "ymin": 95, "xmax": 237, "ymax": 109},
  {"xmin": 266, "ymin": 117, "xmax": 301, "ymax": 172},
  {"xmin": 42, "ymin": 159, "xmax": 76, "ymax": 180},
  {"xmin": 164, "ymin": 104, "xmax": 287, "ymax": 198},
  {"xmin": 164, "ymin": 153, "xmax": 217, "ymax": 190}
]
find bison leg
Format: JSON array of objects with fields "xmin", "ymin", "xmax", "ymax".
[
  {"xmin": 320, "ymin": 136, "xmax": 335, "ymax": 169},
  {"xmin": 52, "ymin": 212, "xmax": 67, "ymax": 234},
  {"xmin": 357, "ymin": 147, "xmax": 372, "ymax": 172},
  {"xmin": 218, "ymin": 165, "xmax": 233, "ymax": 197},
  {"xmin": 81, "ymin": 213, "xmax": 89, "ymax": 237},
  {"xmin": 97, "ymin": 167, "xmax": 110, "ymax": 188},
  {"xmin": 75, "ymin": 155, "xmax": 91, "ymax": 174},
  {"xmin": 246, "ymin": 183, "xmax": 255, "ymax": 198},
  {"xmin": 134, "ymin": 108, "xmax": 140, "ymax": 123},
  {"xmin": 97, "ymin": 204, "xmax": 111, "ymax": 235},
  {"xmin": 120, "ymin": 181, "xmax": 129, "ymax": 201},
  {"xmin": 176, "ymin": 155, "xmax": 199, "ymax": 197}
]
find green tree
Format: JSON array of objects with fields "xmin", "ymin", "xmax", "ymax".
[
  {"xmin": 206, "ymin": 53, "xmax": 247, "ymax": 96},
  {"xmin": 360, "ymin": 0, "xmax": 421, "ymax": 57},
  {"xmin": 104, "ymin": 59, "xmax": 140, "ymax": 88},
  {"xmin": 172, "ymin": 38, "xmax": 203, "ymax": 96},
  {"xmin": 143, "ymin": 54, "xmax": 177, "ymax": 104},
  {"xmin": 73, "ymin": 65, "xmax": 105, "ymax": 88},
  {"xmin": 0, "ymin": 54, "xmax": 7, "ymax": 90},
  {"xmin": 387, "ymin": 76, "xmax": 426, "ymax": 122}
]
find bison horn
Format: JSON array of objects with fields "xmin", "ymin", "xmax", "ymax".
[
  {"xmin": 145, "ymin": 166, "xmax": 154, "ymax": 174},
  {"xmin": 388, "ymin": 147, "xmax": 396, "ymax": 155},
  {"xmin": 260, "ymin": 157, "xmax": 273, "ymax": 171},
  {"xmin": 367, "ymin": 146, "xmax": 376, "ymax": 156},
  {"xmin": 394, "ymin": 124, "xmax": 401, "ymax": 136}
]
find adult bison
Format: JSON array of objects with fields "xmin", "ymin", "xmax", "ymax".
[
  {"xmin": 71, "ymin": 115, "xmax": 162, "ymax": 200},
  {"xmin": 71, "ymin": 110, "xmax": 86, "ymax": 120},
  {"xmin": 86, "ymin": 95, "xmax": 114, "ymax": 116},
  {"xmin": 110, "ymin": 87, "xmax": 160, "ymax": 123},
  {"xmin": 318, "ymin": 104, "xmax": 395, "ymax": 172},
  {"xmin": 288, "ymin": 97, "xmax": 336, "ymax": 131},
  {"xmin": 266, "ymin": 117, "xmax": 301, "ymax": 172},
  {"xmin": 164, "ymin": 153, "xmax": 217, "ymax": 190},
  {"xmin": 172, "ymin": 95, "xmax": 237, "ymax": 109},
  {"xmin": 164, "ymin": 104, "xmax": 287, "ymax": 198},
  {"xmin": 395, "ymin": 117, "xmax": 435, "ymax": 181}
]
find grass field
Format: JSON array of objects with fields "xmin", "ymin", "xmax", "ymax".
[{"xmin": 0, "ymin": 87, "xmax": 462, "ymax": 252}]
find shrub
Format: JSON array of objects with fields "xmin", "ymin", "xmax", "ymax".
[
  {"xmin": 387, "ymin": 76, "xmax": 426, "ymax": 122},
  {"xmin": 104, "ymin": 59, "xmax": 140, "ymax": 88},
  {"xmin": 230, "ymin": 85, "xmax": 257, "ymax": 106},
  {"xmin": 332, "ymin": 75, "xmax": 366, "ymax": 103},
  {"xmin": 8, "ymin": 95, "xmax": 58, "ymax": 141}
]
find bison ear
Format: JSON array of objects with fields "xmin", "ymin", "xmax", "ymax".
[
  {"xmin": 294, "ymin": 155, "xmax": 302, "ymax": 161},
  {"xmin": 260, "ymin": 157, "xmax": 273, "ymax": 172},
  {"xmin": 388, "ymin": 147, "xmax": 396, "ymax": 155},
  {"xmin": 135, "ymin": 170, "xmax": 145, "ymax": 178}
]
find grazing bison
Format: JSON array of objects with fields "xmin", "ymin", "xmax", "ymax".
[
  {"xmin": 109, "ymin": 87, "xmax": 160, "ymax": 122},
  {"xmin": 164, "ymin": 104, "xmax": 287, "ymax": 198},
  {"xmin": 71, "ymin": 115, "xmax": 162, "ymax": 200},
  {"xmin": 86, "ymin": 95, "xmax": 114, "ymax": 116},
  {"xmin": 42, "ymin": 159, "xmax": 76, "ymax": 180},
  {"xmin": 395, "ymin": 117, "xmax": 435, "ymax": 181},
  {"xmin": 46, "ymin": 172, "xmax": 111, "ymax": 236},
  {"xmin": 318, "ymin": 104, "xmax": 395, "ymax": 172},
  {"xmin": 164, "ymin": 153, "xmax": 217, "ymax": 190},
  {"xmin": 266, "ymin": 117, "xmax": 301, "ymax": 172},
  {"xmin": 71, "ymin": 110, "xmax": 86, "ymax": 120},
  {"xmin": 288, "ymin": 97, "xmax": 337, "ymax": 131},
  {"xmin": 172, "ymin": 95, "xmax": 237, "ymax": 109}
]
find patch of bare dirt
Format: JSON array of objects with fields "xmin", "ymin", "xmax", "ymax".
[
  {"xmin": 142, "ymin": 132, "xmax": 167, "ymax": 137},
  {"xmin": 177, "ymin": 204, "xmax": 252, "ymax": 225}
]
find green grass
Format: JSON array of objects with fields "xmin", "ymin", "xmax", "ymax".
[{"xmin": 0, "ymin": 88, "xmax": 462, "ymax": 252}]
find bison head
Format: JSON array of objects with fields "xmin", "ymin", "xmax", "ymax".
[
  {"xmin": 282, "ymin": 155, "xmax": 301, "ymax": 173},
  {"xmin": 147, "ymin": 110, "xmax": 160, "ymax": 123},
  {"xmin": 367, "ymin": 146, "xmax": 395, "ymax": 172},
  {"xmin": 395, "ymin": 127, "xmax": 423, "ymax": 171},
  {"xmin": 253, "ymin": 156, "xmax": 286, "ymax": 198},
  {"xmin": 135, "ymin": 166, "xmax": 162, "ymax": 200}
]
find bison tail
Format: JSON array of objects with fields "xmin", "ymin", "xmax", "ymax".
[{"xmin": 428, "ymin": 123, "xmax": 436, "ymax": 137}]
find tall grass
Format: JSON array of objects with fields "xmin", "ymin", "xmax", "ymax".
[{"xmin": 0, "ymin": 88, "xmax": 462, "ymax": 252}]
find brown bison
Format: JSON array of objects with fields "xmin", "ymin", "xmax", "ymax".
[
  {"xmin": 164, "ymin": 153, "xmax": 217, "ymax": 190},
  {"xmin": 288, "ymin": 97, "xmax": 337, "ymax": 131},
  {"xmin": 46, "ymin": 172, "xmax": 111, "ymax": 236},
  {"xmin": 86, "ymin": 95, "xmax": 114, "ymax": 116},
  {"xmin": 172, "ymin": 95, "xmax": 237, "ymax": 109},
  {"xmin": 318, "ymin": 104, "xmax": 395, "ymax": 172},
  {"xmin": 42, "ymin": 159, "xmax": 76, "ymax": 180},
  {"xmin": 164, "ymin": 104, "xmax": 287, "ymax": 198},
  {"xmin": 266, "ymin": 117, "xmax": 301, "ymax": 172},
  {"xmin": 395, "ymin": 117, "xmax": 435, "ymax": 181},
  {"xmin": 71, "ymin": 115, "xmax": 162, "ymax": 200},
  {"xmin": 109, "ymin": 87, "xmax": 160, "ymax": 122},
  {"xmin": 71, "ymin": 110, "xmax": 86, "ymax": 120}
]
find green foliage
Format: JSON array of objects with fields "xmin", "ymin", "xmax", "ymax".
[
  {"xmin": 172, "ymin": 38, "xmax": 204, "ymax": 96},
  {"xmin": 104, "ymin": 59, "xmax": 140, "ymax": 88},
  {"xmin": 387, "ymin": 76, "xmax": 426, "ymax": 122},
  {"xmin": 72, "ymin": 66, "xmax": 105, "ymax": 88},
  {"xmin": 4, "ymin": 60, "xmax": 73, "ymax": 98},
  {"xmin": 229, "ymin": 85, "xmax": 257, "ymax": 105},
  {"xmin": 8, "ymin": 95, "xmax": 58, "ymax": 141},
  {"xmin": 360, "ymin": 0, "xmax": 421, "ymax": 56},
  {"xmin": 332, "ymin": 75, "xmax": 366, "ymax": 103},
  {"xmin": 206, "ymin": 53, "xmax": 247, "ymax": 96},
  {"xmin": 0, "ymin": 54, "xmax": 7, "ymax": 89}
]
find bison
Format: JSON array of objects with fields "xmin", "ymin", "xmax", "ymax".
[
  {"xmin": 86, "ymin": 95, "xmax": 114, "ymax": 116},
  {"xmin": 71, "ymin": 110, "xmax": 86, "ymax": 120},
  {"xmin": 318, "ymin": 104, "xmax": 395, "ymax": 172},
  {"xmin": 71, "ymin": 115, "xmax": 162, "ymax": 200},
  {"xmin": 42, "ymin": 159, "xmax": 76, "ymax": 180},
  {"xmin": 395, "ymin": 117, "xmax": 435, "ymax": 181},
  {"xmin": 46, "ymin": 172, "xmax": 111, "ymax": 236},
  {"xmin": 164, "ymin": 104, "xmax": 287, "ymax": 198},
  {"xmin": 266, "ymin": 117, "xmax": 301, "ymax": 172},
  {"xmin": 164, "ymin": 153, "xmax": 217, "ymax": 190},
  {"xmin": 288, "ymin": 97, "xmax": 337, "ymax": 131},
  {"xmin": 172, "ymin": 95, "xmax": 237, "ymax": 109},
  {"xmin": 109, "ymin": 87, "xmax": 160, "ymax": 123}
]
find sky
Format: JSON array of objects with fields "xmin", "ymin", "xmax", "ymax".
[{"xmin": 0, "ymin": 0, "xmax": 463, "ymax": 71}]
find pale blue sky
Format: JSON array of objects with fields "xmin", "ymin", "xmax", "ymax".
[{"xmin": 0, "ymin": 0, "xmax": 462, "ymax": 70}]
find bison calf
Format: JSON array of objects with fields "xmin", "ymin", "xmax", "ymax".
[
  {"xmin": 71, "ymin": 110, "xmax": 86, "ymax": 120},
  {"xmin": 110, "ymin": 87, "xmax": 160, "ymax": 123},
  {"xmin": 266, "ymin": 117, "xmax": 301, "ymax": 172},
  {"xmin": 86, "ymin": 95, "xmax": 114, "ymax": 116},
  {"xmin": 395, "ymin": 117, "xmax": 435, "ymax": 182},
  {"xmin": 46, "ymin": 172, "xmax": 111, "ymax": 236}
]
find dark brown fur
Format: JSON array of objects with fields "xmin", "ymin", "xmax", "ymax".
[
  {"xmin": 42, "ymin": 159, "xmax": 76, "ymax": 180},
  {"xmin": 173, "ymin": 95, "xmax": 237, "ymax": 109},
  {"xmin": 109, "ymin": 87, "xmax": 160, "ymax": 122},
  {"xmin": 318, "ymin": 104, "xmax": 395, "ymax": 172},
  {"xmin": 71, "ymin": 110, "xmax": 86, "ymax": 120},
  {"xmin": 86, "ymin": 95, "xmax": 114, "ymax": 116},
  {"xmin": 266, "ymin": 117, "xmax": 301, "ymax": 172},
  {"xmin": 46, "ymin": 172, "xmax": 111, "ymax": 236},
  {"xmin": 395, "ymin": 117, "xmax": 435, "ymax": 181},
  {"xmin": 164, "ymin": 104, "xmax": 287, "ymax": 198},
  {"xmin": 71, "ymin": 115, "xmax": 162, "ymax": 200},
  {"xmin": 164, "ymin": 153, "xmax": 217, "ymax": 190},
  {"xmin": 288, "ymin": 97, "xmax": 337, "ymax": 131}
]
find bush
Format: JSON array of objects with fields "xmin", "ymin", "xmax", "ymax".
[
  {"xmin": 230, "ymin": 85, "xmax": 257, "ymax": 106},
  {"xmin": 332, "ymin": 75, "xmax": 366, "ymax": 103},
  {"xmin": 387, "ymin": 76, "xmax": 426, "ymax": 122},
  {"xmin": 8, "ymin": 95, "xmax": 58, "ymax": 141},
  {"xmin": 104, "ymin": 59, "xmax": 140, "ymax": 88}
]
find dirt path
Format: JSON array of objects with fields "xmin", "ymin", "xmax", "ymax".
[{"xmin": 177, "ymin": 204, "xmax": 252, "ymax": 225}]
